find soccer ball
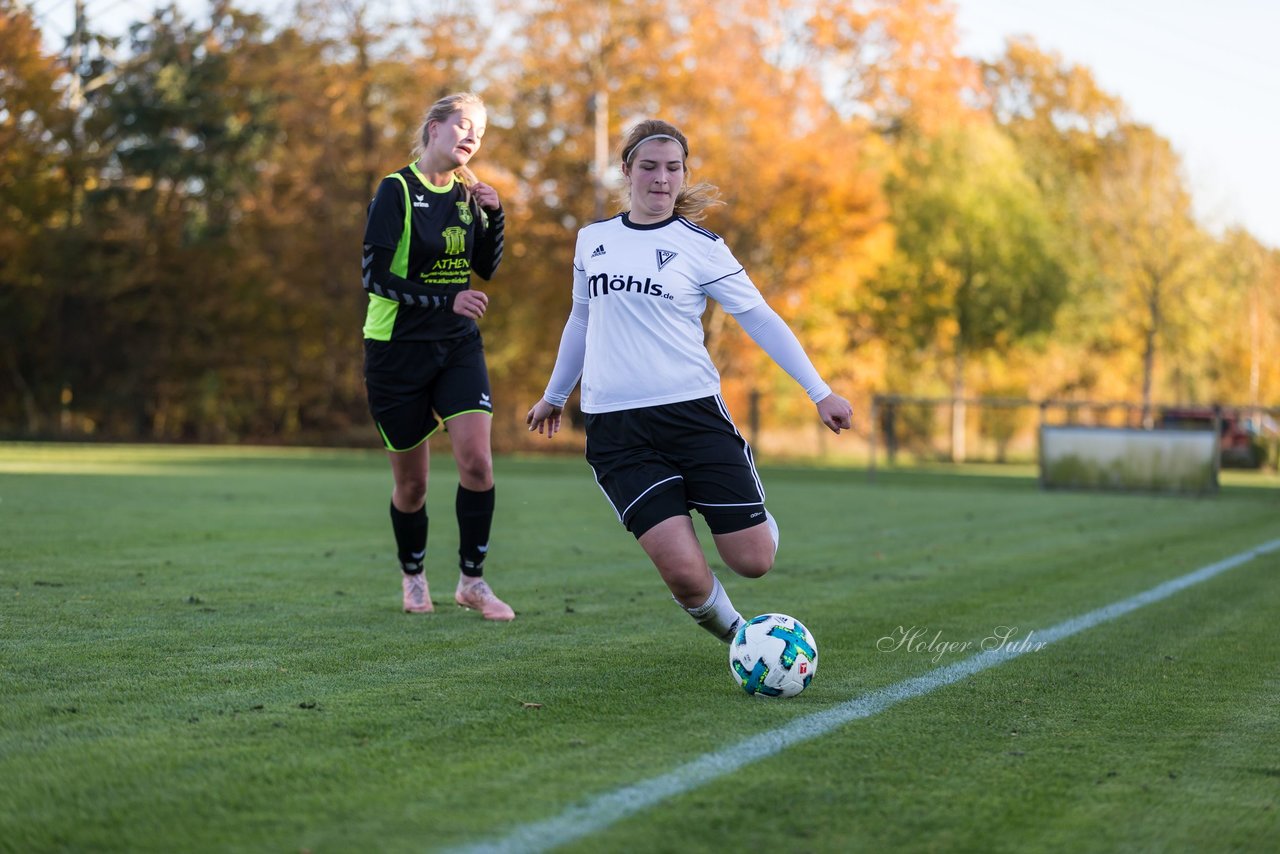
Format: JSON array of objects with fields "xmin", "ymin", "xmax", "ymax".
[{"xmin": 729, "ymin": 613, "xmax": 817, "ymax": 698}]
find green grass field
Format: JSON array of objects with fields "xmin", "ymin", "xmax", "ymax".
[{"xmin": 2, "ymin": 443, "xmax": 1278, "ymax": 853}]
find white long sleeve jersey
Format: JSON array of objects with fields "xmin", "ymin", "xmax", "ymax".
[
  {"xmin": 549, "ymin": 213, "xmax": 829, "ymax": 414},
  {"xmin": 570, "ymin": 214, "xmax": 762, "ymax": 413}
]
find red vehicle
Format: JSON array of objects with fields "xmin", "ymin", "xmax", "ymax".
[{"xmin": 1157, "ymin": 407, "xmax": 1275, "ymax": 469}]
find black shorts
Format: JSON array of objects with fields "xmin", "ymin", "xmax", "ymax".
[
  {"xmin": 364, "ymin": 332, "xmax": 491, "ymax": 452},
  {"xmin": 584, "ymin": 395, "xmax": 767, "ymax": 538}
]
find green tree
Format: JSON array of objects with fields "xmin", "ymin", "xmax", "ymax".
[
  {"xmin": 981, "ymin": 36, "xmax": 1136, "ymax": 402},
  {"xmin": 873, "ymin": 121, "xmax": 1067, "ymax": 460},
  {"xmin": 57, "ymin": 2, "xmax": 278, "ymax": 438}
]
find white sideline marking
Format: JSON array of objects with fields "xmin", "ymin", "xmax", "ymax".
[{"xmin": 450, "ymin": 538, "xmax": 1280, "ymax": 854}]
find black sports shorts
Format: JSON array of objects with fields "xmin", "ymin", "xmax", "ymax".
[
  {"xmin": 364, "ymin": 331, "xmax": 492, "ymax": 452},
  {"xmin": 584, "ymin": 395, "xmax": 767, "ymax": 539}
]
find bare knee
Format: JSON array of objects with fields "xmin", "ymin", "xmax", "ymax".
[
  {"xmin": 713, "ymin": 523, "xmax": 776, "ymax": 579},
  {"xmin": 638, "ymin": 516, "xmax": 713, "ymax": 606},
  {"xmin": 455, "ymin": 450, "xmax": 493, "ymax": 490},
  {"xmin": 388, "ymin": 445, "xmax": 429, "ymax": 510},
  {"xmin": 664, "ymin": 570, "xmax": 713, "ymax": 604},
  {"xmin": 393, "ymin": 474, "xmax": 427, "ymax": 510},
  {"xmin": 726, "ymin": 551, "xmax": 774, "ymax": 579},
  {"xmin": 448, "ymin": 413, "xmax": 494, "ymax": 490}
]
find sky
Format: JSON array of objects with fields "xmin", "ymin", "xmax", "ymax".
[
  {"xmin": 30, "ymin": 0, "xmax": 1280, "ymax": 248},
  {"xmin": 954, "ymin": 0, "xmax": 1280, "ymax": 248}
]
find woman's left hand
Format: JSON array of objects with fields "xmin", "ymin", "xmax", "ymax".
[
  {"xmin": 526, "ymin": 399, "xmax": 563, "ymax": 438},
  {"xmin": 816, "ymin": 393, "xmax": 853, "ymax": 435},
  {"xmin": 471, "ymin": 181, "xmax": 501, "ymax": 211}
]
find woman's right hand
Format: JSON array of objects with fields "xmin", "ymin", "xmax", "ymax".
[{"xmin": 526, "ymin": 399, "xmax": 564, "ymax": 438}]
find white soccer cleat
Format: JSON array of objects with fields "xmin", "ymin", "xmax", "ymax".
[{"xmin": 402, "ymin": 572, "xmax": 433, "ymax": 613}]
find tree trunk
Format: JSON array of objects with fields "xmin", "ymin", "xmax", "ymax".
[
  {"xmin": 1249, "ymin": 285, "xmax": 1261, "ymax": 405},
  {"xmin": 951, "ymin": 348, "xmax": 966, "ymax": 463},
  {"xmin": 1140, "ymin": 280, "xmax": 1161, "ymax": 429}
]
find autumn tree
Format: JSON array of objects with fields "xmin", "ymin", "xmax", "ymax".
[
  {"xmin": 1191, "ymin": 228, "xmax": 1279, "ymax": 406},
  {"xmin": 486, "ymin": 0, "xmax": 889, "ymax": 447},
  {"xmin": 982, "ymin": 36, "xmax": 1127, "ymax": 193},
  {"xmin": 981, "ymin": 36, "xmax": 1135, "ymax": 401},
  {"xmin": 662, "ymin": 3, "xmax": 889, "ymax": 428},
  {"xmin": 0, "ymin": 0, "xmax": 75, "ymax": 432},
  {"xmin": 5, "ymin": 0, "xmax": 1274, "ymax": 447},
  {"xmin": 478, "ymin": 0, "xmax": 689, "ymax": 436},
  {"xmin": 872, "ymin": 121, "xmax": 1067, "ymax": 460},
  {"xmin": 54, "ymin": 3, "xmax": 280, "ymax": 438},
  {"xmin": 1089, "ymin": 125, "xmax": 1204, "ymax": 426},
  {"xmin": 805, "ymin": 0, "xmax": 979, "ymax": 134},
  {"xmin": 228, "ymin": 0, "xmax": 491, "ymax": 441}
]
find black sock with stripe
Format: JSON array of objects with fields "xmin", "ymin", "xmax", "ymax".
[
  {"xmin": 389, "ymin": 501, "xmax": 427, "ymax": 574},
  {"xmin": 456, "ymin": 485, "xmax": 494, "ymax": 577}
]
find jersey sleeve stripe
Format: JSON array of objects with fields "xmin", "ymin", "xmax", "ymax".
[
  {"xmin": 676, "ymin": 217, "xmax": 720, "ymax": 240},
  {"xmin": 700, "ymin": 267, "xmax": 747, "ymax": 288}
]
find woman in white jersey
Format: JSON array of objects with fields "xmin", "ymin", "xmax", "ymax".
[{"xmin": 525, "ymin": 119, "xmax": 853, "ymax": 643}]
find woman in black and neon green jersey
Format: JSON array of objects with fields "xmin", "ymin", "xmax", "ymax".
[{"xmin": 361, "ymin": 92, "xmax": 513, "ymax": 620}]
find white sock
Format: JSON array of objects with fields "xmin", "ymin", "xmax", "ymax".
[
  {"xmin": 765, "ymin": 509, "xmax": 779, "ymax": 556},
  {"xmin": 683, "ymin": 575, "xmax": 743, "ymax": 643}
]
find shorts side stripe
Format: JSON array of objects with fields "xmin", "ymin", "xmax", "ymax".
[
  {"xmin": 587, "ymin": 461, "xmax": 623, "ymax": 523},
  {"xmin": 378, "ymin": 421, "xmax": 435, "ymax": 453},
  {"xmin": 441, "ymin": 408, "xmax": 493, "ymax": 422},
  {"xmin": 621, "ymin": 475, "xmax": 684, "ymax": 521},
  {"xmin": 712, "ymin": 395, "xmax": 765, "ymax": 502}
]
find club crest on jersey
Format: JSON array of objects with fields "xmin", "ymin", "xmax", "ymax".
[
  {"xmin": 442, "ymin": 226, "xmax": 467, "ymax": 255},
  {"xmin": 456, "ymin": 201, "xmax": 474, "ymax": 225},
  {"xmin": 656, "ymin": 249, "xmax": 678, "ymax": 270}
]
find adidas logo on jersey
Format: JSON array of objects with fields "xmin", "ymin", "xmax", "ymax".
[{"xmin": 591, "ymin": 244, "xmax": 606, "ymax": 257}]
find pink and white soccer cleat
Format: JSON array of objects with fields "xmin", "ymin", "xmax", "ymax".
[
  {"xmin": 402, "ymin": 572, "xmax": 433, "ymax": 613},
  {"xmin": 454, "ymin": 578, "xmax": 515, "ymax": 621}
]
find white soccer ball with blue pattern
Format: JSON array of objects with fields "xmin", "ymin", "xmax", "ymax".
[{"xmin": 729, "ymin": 613, "xmax": 818, "ymax": 698}]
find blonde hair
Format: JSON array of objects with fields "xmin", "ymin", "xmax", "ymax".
[
  {"xmin": 412, "ymin": 92, "xmax": 485, "ymax": 186},
  {"xmin": 618, "ymin": 119, "xmax": 723, "ymax": 222}
]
